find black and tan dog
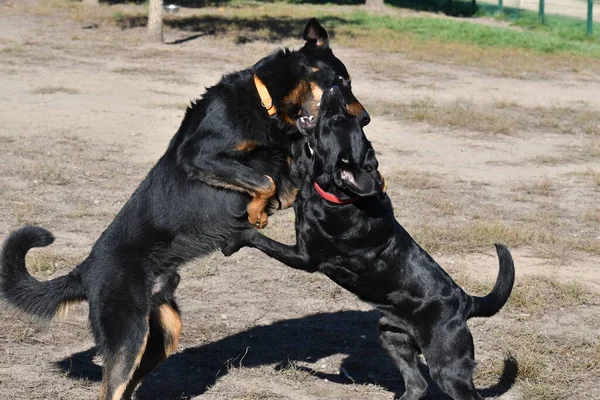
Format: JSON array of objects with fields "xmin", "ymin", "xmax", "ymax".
[
  {"xmin": 222, "ymin": 86, "xmax": 515, "ymax": 400},
  {"xmin": 0, "ymin": 19, "xmax": 369, "ymax": 400}
]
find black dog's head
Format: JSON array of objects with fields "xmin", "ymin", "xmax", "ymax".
[
  {"xmin": 253, "ymin": 18, "xmax": 370, "ymax": 129},
  {"xmin": 297, "ymin": 86, "xmax": 384, "ymax": 199}
]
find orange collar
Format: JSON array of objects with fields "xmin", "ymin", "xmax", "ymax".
[{"xmin": 253, "ymin": 75, "xmax": 277, "ymax": 117}]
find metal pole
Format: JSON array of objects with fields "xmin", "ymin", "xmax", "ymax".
[
  {"xmin": 539, "ymin": 0, "xmax": 545, "ymax": 25},
  {"xmin": 499, "ymin": 0, "xmax": 503, "ymax": 14},
  {"xmin": 587, "ymin": 0, "xmax": 594, "ymax": 37}
]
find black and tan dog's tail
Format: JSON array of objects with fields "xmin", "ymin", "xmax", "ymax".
[
  {"xmin": 468, "ymin": 244, "xmax": 515, "ymax": 319},
  {"xmin": 0, "ymin": 226, "xmax": 87, "ymax": 320}
]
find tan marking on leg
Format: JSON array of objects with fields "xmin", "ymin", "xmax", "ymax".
[
  {"xmin": 110, "ymin": 383, "xmax": 127, "ymax": 400},
  {"xmin": 278, "ymin": 186, "xmax": 298, "ymax": 210},
  {"xmin": 235, "ymin": 140, "xmax": 259, "ymax": 152},
  {"xmin": 157, "ymin": 304, "xmax": 182, "ymax": 356},
  {"xmin": 99, "ymin": 328, "xmax": 149, "ymax": 400},
  {"xmin": 133, "ymin": 332, "xmax": 149, "ymax": 373},
  {"xmin": 55, "ymin": 299, "xmax": 81, "ymax": 320},
  {"xmin": 247, "ymin": 175, "xmax": 276, "ymax": 229}
]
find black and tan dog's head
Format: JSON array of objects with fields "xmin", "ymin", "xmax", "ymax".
[
  {"xmin": 253, "ymin": 18, "xmax": 370, "ymax": 130},
  {"xmin": 297, "ymin": 86, "xmax": 384, "ymax": 199}
]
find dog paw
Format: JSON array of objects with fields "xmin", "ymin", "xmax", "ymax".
[{"xmin": 248, "ymin": 209, "xmax": 269, "ymax": 229}]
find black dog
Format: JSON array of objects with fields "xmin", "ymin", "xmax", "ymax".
[
  {"xmin": 222, "ymin": 86, "xmax": 515, "ymax": 400},
  {"xmin": 0, "ymin": 19, "xmax": 368, "ymax": 400}
]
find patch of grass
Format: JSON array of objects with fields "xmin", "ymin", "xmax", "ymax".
[
  {"xmin": 507, "ymin": 276, "xmax": 593, "ymax": 314},
  {"xmin": 485, "ymin": 327, "xmax": 600, "ymax": 399},
  {"xmin": 112, "ymin": 66, "xmax": 195, "ymax": 85},
  {"xmin": 526, "ymin": 155, "xmax": 566, "ymax": 165},
  {"xmin": 25, "ymin": 163, "xmax": 70, "ymax": 186},
  {"xmin": 0, "ymin": 45, "xmax": 26, "ymax": 55},
  {"xmin": 568, "ymin": 168, "xmax": 600, "ymax": 190},
  {"xmin": 32, "ymin": 86, "xmax": 80, "ymax": 95},
  {"xmin": 386, "ymin": 169, "xmax": 441, "ymax": 191},
  {"xmin": 512, "ymin": 178, "xmax": 554, "ymax": 196},
  {"xmin": 152, "ymin": 102, "xmax": 189, "ymax": 110},
  {"xmin": 372, "ymin": 98, "xmax": 600, "ymax": 136},
  {"xmin": 413, "ymin": 220, "xmax": 557, "ymax": 254},
  {"xmin": 477, "ymin": 2, "xmax": 600, "ymax": 42},
  {"xmin": 25, "ymin": 251, "xmax": 83, "ymax": 276},
  {"xmin": 344, "ymin": 10, "xmax": 600, "ymax": 58},
  {"xmin": 420, "ymin": 196, "xmax": 458, "ymax": 215}
]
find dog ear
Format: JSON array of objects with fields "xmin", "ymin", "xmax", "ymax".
[{"xmin": 303, "ymin": 18, "xmax": 329, "ymax": 48}]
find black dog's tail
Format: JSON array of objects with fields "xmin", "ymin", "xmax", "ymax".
[
  {"xmin": 0, "ymin": 226, "xmax": 87, "ymax": 321},
  {"xmin": 468, "ymin": 244, "xmax": 515, "ymax": 319}
]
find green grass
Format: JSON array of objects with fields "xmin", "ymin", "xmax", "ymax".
[
  {"xmin": 476, "ymin": 2, "xmax": 599, "ymax": 41},
  {"xmin": 341, "ymin": 10, "xmax": 600, "ymax": 58}
]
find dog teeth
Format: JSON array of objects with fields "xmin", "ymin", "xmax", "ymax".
[
  {"xmin": 316, "ymin": 102, "xmax": 320, "ymax": 107},
  {"xmin": 309, "ymin": 115, "xmax": 314, "ymax": 122},
  {"xmin": 341, "ymin": 157, "xmax": 349, "ymax": 164}
]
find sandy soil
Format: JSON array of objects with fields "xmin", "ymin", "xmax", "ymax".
[{"xmin": 0, "ymin": 2, "xmax": 599, "ymax": 399}]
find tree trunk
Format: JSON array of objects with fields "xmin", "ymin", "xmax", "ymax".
[
  {"xmin": 82, "ymin": 0, "xmax": 99, "ymax": 6},
  {"xmin": 365, "ymin": 0, "xmax": 385, "ymax": 11},
  {"xmin": 148, "ymin": 0, "xmax": 164, "ymax": 43}
]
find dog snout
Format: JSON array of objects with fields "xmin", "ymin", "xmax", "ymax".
[{"xmin": 359, "ymin": 109, "xmax": 371, "ymax": 126}]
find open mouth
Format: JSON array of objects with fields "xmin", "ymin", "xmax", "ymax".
[
  {"xmin": 339, "ymin": 167, "xmax": 355, "ymax": 186},
  {"xmin": 297, "ymin": 115, "xmax": 316, "ymax": 130}
]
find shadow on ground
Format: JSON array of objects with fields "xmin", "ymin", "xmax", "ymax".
[
  {"xmin": 387, "ymin": 0, "xmax": 477, "ymax": 17},
  {"xmin": 114, "ymin": 14, "xmax": 349, "ymax": 45},
  {"xmin": 56, "ymin": 310, "xmax": 517, "ymax": 399}
]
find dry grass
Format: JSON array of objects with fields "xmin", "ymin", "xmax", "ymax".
[
  {"xmin": 25, "ymin": 250, "xmax": 84, "ymax": 276},
  {"xmin": 32, "ymin": 86, "xmax": 79, "ymax": 95},
  {"xmin": 24, "ymin": 162, "xmax": 70, "ymax": 186},
  {"xmin": 479, "ymin": 327, "xmax": 600, "ymax": 400},
  {"xmin": 386, "ymin": 169, "xmax": 442, "ymax": 191},
  {"xmin": 507, "ymin": 276, "xmax": 593, "ymax": 314},
  {"xmin": 412, "ymin": 220, "xmax": 557, "ymax": 255},
  {"xmin": 369, "ymin": 97, "xmax": 600, "ymax": 136},
  {"xmin": 512, "ymin": 179, "xmax": 554, "ymax": 197}
]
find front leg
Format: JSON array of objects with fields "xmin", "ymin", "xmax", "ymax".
[
  {"xmin": 177, "ymin": 141, "xmax": 276, "ymax": 229},
  {"xmin": 221, "ymin": 230, "xmax": 315, "ymax": 272}
]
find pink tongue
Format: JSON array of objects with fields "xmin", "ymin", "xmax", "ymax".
[{"xmin": 341, "ymin": 169, "xmax": 355, "ymax": 185}]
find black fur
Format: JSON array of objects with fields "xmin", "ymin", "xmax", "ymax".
[
  {"xmin": 222, "ymin": 86, "xmax": 515, "ymax": 400},
  {"xmin": 0, "ymin": 19, "xmax": 368, "ymax": 400}
]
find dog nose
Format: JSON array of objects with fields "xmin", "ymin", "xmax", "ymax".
[{"xmin": 359, "ymin": 110, "xmax": 371, "ymax": 126}]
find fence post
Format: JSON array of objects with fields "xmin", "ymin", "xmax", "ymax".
[
  {"xmin": 587, "ymin": 0, "xmax": 594, "ymax": 36},
  {"xmin": 539, "ymin": 0, "xmax": 545, "ymax": 25},
  {"xmin": 499, "ymin": 0, "xmax": 503, "ymax": 14}
]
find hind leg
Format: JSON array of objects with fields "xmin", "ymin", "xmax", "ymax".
[
  {"xmin": 423, "ymin": 324, "xmax": 483, "ymax": 400},
  {"xmin": 97, "ymin": 314, "xmax": 149, "ymax": 400},
  {"xmin": 379, "ymin": 318, "xmax": 428, "ymax": 400},
  {"xmin": 122, "ymin": 301, "xmax": 182, "ymax": 399}
]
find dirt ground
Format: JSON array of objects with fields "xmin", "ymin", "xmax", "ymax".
[{"xmin": 0, "ymin": 1, "xmax": 599, "ymax": 399}]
